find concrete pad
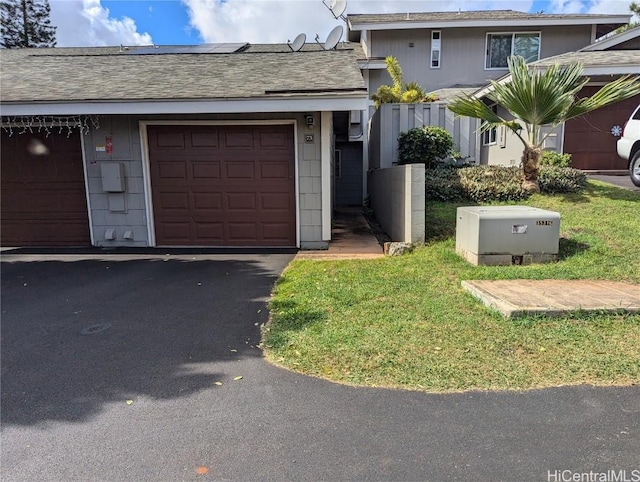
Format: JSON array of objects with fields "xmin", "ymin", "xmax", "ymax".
[
  {"xmin": 297, "ymin": 207, "xmax": 384, "ymax": 261},
  {"xmin": 462, "ymin": 279, "xmax": 640, "ymax": 318}
]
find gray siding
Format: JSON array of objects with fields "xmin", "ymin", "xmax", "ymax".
[
  {"xmin": 369, "ymin": 102, "xmax": 480, "ymax": 169},
  {"xmin": 83, "ymin": 113, "xmax": 324, "ymax": 248},
  {"xmin": 368, "ymin": 25, "xmax": 594, "ymax": 93}
]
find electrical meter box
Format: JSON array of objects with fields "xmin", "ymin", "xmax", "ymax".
[
  {"xmin": 456, "ymin": 206, "xmax": 560, "ymax": 266},
  {"xmin": 100, "ymin": 162, "xmax": 125, "ymax": 192}
]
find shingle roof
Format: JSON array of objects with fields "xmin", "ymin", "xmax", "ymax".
[
  {"xmin": 0, "ymin": 43, "xmax": 366, "ymax": 104},
  {"xmin": 347, "ymin": 9, "xmax": 629, "ymax": 26},
  {"xmin": 532, "ymin": 50, "xmax": 640, "ymax": 67}
]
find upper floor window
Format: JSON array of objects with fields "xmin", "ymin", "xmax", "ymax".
[
  {"xmin": 486, "ymin": 32, "xmax": 540, "ymax": 69},
  {"xmin": 431, "ymin": 30, "xmax": 441, "ymax": 69}
]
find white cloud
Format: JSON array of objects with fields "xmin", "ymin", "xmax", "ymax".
[
  {"xmin": 547, "ymin": 0, "xmax": 632, "ymax": 14},
  {"xmin": 50, "ymin": 0, "xmax": 153, "ymax": 47},
  {"xmin": 182, "ymin": 0, "xmax": 534, "ymax": 44}
]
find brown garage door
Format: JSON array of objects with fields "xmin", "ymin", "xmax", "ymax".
[
  {"xmin": 148, "ymin": 124, "xmax": 296, "ymax": 246},
  {"xmin": 1, "ymin": 131, "xmax": 90, "ymax": 246},
  {"xmin": 564, "ymin": 90, "xmax": 640, "ymax": 170}
]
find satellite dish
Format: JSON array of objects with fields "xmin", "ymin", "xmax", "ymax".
[
  {"xmin": 328, "ymin": 0, "xmax": 347, "ymax": 19},
  {"xmin": 288, "ymin": 33, "xmax": 306, "ymax": 52},
  {"xmin": 323, "ymin": 25, "xmax": 343, "ymax": 50}
]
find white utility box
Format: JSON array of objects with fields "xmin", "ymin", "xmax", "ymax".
[{"xmin": 456, "ymin": 206, "xmax": 560, "ymax": 266}]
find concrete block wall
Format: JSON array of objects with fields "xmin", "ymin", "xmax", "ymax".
[
  {"xmin": 368, "ymin": 164, "xmax": 425, "ymax": 244},
  {"xmin": 83, "ymin": 116, "xmax": 148, "ymax": 247}
]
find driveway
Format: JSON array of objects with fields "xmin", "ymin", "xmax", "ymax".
[
  {"xmin": 588, "ymin": 174, "xmax": 640, "ymax": 192},
  {"xmin": 2, "ymin": 252, "xmax": 639, "ymax": 481}
]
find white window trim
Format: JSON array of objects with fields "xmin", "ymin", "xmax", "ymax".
[
  {"xmin": 482, "ymin": 105, "xmax": 498, "ymax": 146},
  {"xmin": 430, "ymin": 30, "xmax": 441, "ymax": 69},
  {"xmin": 484, "ymin": 31, "xmax": 541, "ymax": 70}
]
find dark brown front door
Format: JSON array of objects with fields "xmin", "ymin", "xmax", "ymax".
[
  {"xmin": 564, "ymin": 90, "xmax": 640, "ymax": 170},
  {"xmin": 148, "ymin": 124, "xmax": 296, "ymax": 246},
  {"xmin": 1, "ymin": 131, "xmax": 90, "ymax": 246}
]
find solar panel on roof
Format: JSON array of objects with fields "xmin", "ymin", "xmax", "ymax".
[{"xmin": 125, "ymin": 43, "xmax": 249, "ymax": 55}]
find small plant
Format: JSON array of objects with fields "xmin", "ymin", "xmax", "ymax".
[
  {"xmin": 398, "ymin": 126, "xmax": 454, "ymax": 168},
  {"xmin": 538, "ymin": 166, "xmax": 587, "ymax": 193},
  {"xmin": 541, "ymin": 151, "xmax": 572, "ymax": 167}
]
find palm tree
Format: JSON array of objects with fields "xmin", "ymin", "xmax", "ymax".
[
  {"xmin": 371, "ymin": 56, "xmax": 434, "ymax": 108},
  {"xmin": 448, "ymin": 56, "xmax": 640, "ymax": 191}
]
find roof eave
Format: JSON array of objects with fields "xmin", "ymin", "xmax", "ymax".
[
  {"xmin": 0, "ymin": 93, "xmax": 369, "ymax": 116},
  {"xmin": 349, "ymin": 16, "xmax": 630, "ymax": 32}
]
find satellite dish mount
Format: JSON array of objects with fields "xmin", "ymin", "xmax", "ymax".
[
  {"xmin": 287, "ymin": 33, "xmax": 306, "ymax": 52},
  {"xmin": 323, "ymin": 0, "xmax": 347, "ymax": 21},
  {"xmin": 316, "ymin": 25, "xmax": 343, "ymax": 50}
]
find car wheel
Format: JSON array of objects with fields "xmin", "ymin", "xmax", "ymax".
[{"xmin": 630, "ymin": 151, "xmax": 640, "ymax": 187}]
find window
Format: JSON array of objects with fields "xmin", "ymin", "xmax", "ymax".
[
  {"xmin": 486, "ymin": 32, "xmax": 540, "ymax": 69},
  {"xmin": 431, "ymin": 30, "xmax": 441, "ymax": 68},
  {"xmin": 483, "ymin": 105, "xmax": 498, "ymax": 146}
]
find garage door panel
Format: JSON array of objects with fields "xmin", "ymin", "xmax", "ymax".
[
  {"xmin": 158, "ymin": 192, "xmax": 189, "ymax": 209},
  {"xmin": 158, "ymin": 222, "xmax": 192, "ymax": 243},
  {"xmin": 1, "ymin": 131, "xmax": 90, "ymax": 246},
  {"xmin": 193, "ymin": 192, "xmax": 222, "ymax": 210},
  {"xmin": 149, "ymin": 124, "xmax": 295, "ymax": 246},
  {"xmin": 195, "ymin": 223, "xmax": 224, "ymax": 241},
  {"xmin": 261, "ymin": 192, "xmax": 292, "ymax": 210},
  {"xmin": 192, "ymin": 162, "xmax": 221, "ymax": 179},
  {"xmin": 223, "ymin": 130, "xmax": 254, "ymax": 148},
  {"xmin": 158, "ymin": 162, "xmax": 188, "ymax": 180},
  {"xmin": 259, "ymin": 130, "xmax": 288, "ymax": 148},
  {"xmin": 225, "ymin": 162, "xmax": 255, "ymax": 179},
  {"xmin": 262, "ymin": 223, "xmax": 294, "ymax": 242},
  {"xmin": 155, "ymin": 130, "xmax": 185, "ymax": 148},
  {"xmin": 259, "ymin": 162, "xmax": 290, "ymax": 179},
  {"xmin": 228, "ymin": 223, "xmax": 257, "ymax": 241},
  {"xmin": 190, "ymin": 130, "xmax": 219, "ymax": 148},
  {"xmin": 226, "ymin": 192, "xmax": 257, "ymax": 211}
]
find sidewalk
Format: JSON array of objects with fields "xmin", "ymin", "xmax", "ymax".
[{"xmin": 295, "ymin": 207, "xmax": 384, "ymax": 260}]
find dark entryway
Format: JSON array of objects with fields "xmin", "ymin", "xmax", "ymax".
[{"xmin": 335, "ymin": 141, "xmax": 363, "ymax": 206}]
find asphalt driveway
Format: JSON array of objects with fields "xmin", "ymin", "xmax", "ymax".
[{"xmin": 1, "ymin": 252, "xmax": 639, "ymax": 481}]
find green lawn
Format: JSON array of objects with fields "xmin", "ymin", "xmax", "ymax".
[{"xmin": 263, "ymin": 181, "xmax": 640, "ymax": 392}]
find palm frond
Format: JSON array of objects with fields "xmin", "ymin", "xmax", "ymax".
[
  {"xmin": 565, "ymin": 75, "xmax": 640, "ymax": 120},
  {"xmin": 488, "ymin": 57, "xmax": 588, "ymax": 128},
  {"xmin": 385, "ymin": 56, "xmax": 404, "ymax": 93}
]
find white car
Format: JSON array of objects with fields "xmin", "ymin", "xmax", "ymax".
[{"xmin": 617, "ymin": 104, "xmax": 640, "ymax": 187}]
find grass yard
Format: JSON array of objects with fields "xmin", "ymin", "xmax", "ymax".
[{"xmin": 263, "ymin": 181, "xmax": 640, "ymax": 392}]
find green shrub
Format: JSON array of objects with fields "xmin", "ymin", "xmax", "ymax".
[
  {"xmin": 424, "ymin": 166, "xmax": 467, "ymax": 202},
  {"xmin": 398, "ymin": 126, "xmax": 454, "ymax": 168},
  {"xmin": 538, "ymin": 166, "xmax": 587, "ymax": 193},
  {"xmin": 425, "ymin": 165, "xmax": 586, "ymax": 202},
  {"xmin": 459, "ymin": 166, "xmax": 529, "ymax": 203},
  {"xmin": 541, "ymin": 150, "xmax": 572, "ymax": 167}
]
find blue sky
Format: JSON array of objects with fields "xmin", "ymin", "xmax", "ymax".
[{"xmin": 48, "ymin": 0, "xmax": 634, "ymax": 47}]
